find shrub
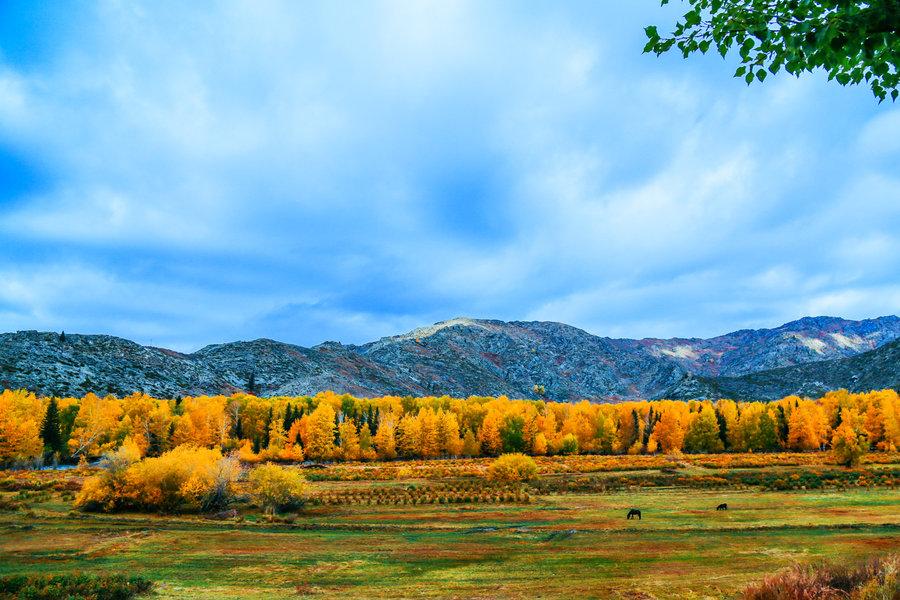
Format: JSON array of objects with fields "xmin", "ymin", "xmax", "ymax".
[
  {"xmin": 742, "ymin": 554, "xmax": 898, "ymax": 600},
  {"xmin": 75, "ymin": 445, "xmax": 240, "ymax": 513},
  {"xmin": 488, "ymin": 453, "xmax": 538, "ymax": 482},
  {"xmin": 832, "ymin": 419, "xmax": 868, "ymax": 468},
  {"xmin": 558, "ymin": 434, "xmax": 579, "ymax": 455},
  {"xmin": 248, "ymin": 464, "xmax": 307, "ymax": 514},
  {"xmin": 0, "ymin": 572, "xmax": 152, "ymax": 599}
]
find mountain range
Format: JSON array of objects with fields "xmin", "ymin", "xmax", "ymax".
[{"xmin": 2, "ymin": 315, "xmax": 899, "ymax": 401}]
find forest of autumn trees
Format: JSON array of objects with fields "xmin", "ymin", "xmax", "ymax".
[{"xmin": 0, "ymin": 387, "xmax": 898, "ymax": 467}]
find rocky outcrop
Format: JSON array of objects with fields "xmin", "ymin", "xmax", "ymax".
[
  {"xmin": 2, "ymin": 315, "xmax": 899, "ymax": 401},
  {"xmin": 662, "ymin": 338, "xmax": 900, "ymax": 401}
]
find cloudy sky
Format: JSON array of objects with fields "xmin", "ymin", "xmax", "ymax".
[{"xmin": 1, "ymin": 1, "xmax": 898, "ymax": 351}]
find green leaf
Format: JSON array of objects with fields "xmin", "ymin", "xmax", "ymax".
[
  {"xmin": 644, "ymin": 25, "xmax": 659, "ymax": 40},
  {"xmin": 756, "ymin": 69, "xmax": 767, "ymax": 82},
  {"xmin": 734, "ymin": 66, "xmax": 746, "ymax": 77},
  {"xmin": 745, "ymin": 72, "xmax": 754, "ymax": 84}
]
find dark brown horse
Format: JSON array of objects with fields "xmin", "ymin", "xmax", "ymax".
[
  {"xmin": 627, "ymin": 508, "xmax": 641, "ymax": 520},
  {"xmin": 716, "ymin": 503, "xmax": 728, "ymax": 511}
]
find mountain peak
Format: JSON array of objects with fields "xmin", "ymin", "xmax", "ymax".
[
  {"xmin": 369, "ymin": 317, "xmax": 490, "ymax": 346},
  {"xmin": 3, "ymin": 314, "xmax": 899, "ymax": 401}
]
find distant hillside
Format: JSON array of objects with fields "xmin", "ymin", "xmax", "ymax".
[
  {"xmin": 662, "ymin": 338, "xmax": 900, "ymax": 401},
  {"xmin": 2, "ymin": 315, "xmax": 899, "ymax": 401}
]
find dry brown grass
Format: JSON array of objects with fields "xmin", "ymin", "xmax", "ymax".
[{"xmin": 742, "ymin": 554, "xmax": 899, "ymax": 600}]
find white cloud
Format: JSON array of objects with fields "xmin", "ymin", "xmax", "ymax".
[
  {"xmin": 0, "ymin": 2, "xmax": 897, "ymax": 347},
  {"xmin": 857, "ymin": 109, "xmax": 900, "ymax": 156}
]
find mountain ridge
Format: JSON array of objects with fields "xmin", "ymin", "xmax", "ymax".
[{"xmin": 2, "ymin": 315, "xmax": 899, "ymax": 401}]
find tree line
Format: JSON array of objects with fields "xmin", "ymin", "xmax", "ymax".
[{"xmin": 0, "ymin": 387, "xmax": 897, "ymax": 467}]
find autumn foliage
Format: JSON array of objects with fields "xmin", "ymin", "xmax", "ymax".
[
  {"xmin": 1, "ymin": 387, "xmax": 899, "ymax": 469},
  {"xmin": 488, "ymin": 453, "xmax": 538, "ymax": 482},
  {"xmin": 248, "ymin": 464, "xmax": 307, "ymax": 514},
  {"xmin": 75, "ymin": 445, "xmax": 240, "ymax": 513}
]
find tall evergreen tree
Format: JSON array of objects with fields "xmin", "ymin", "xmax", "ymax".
[
  {"xmin": 40, "ymin": 398, "xmax": 64, "ymax": 456},
  {"xmin": 147, "ymin": 428, "xmax": 162, "ymax": 457},
  {"xmin": 643, "ymin": 407, "xmax": 656, "ymax": 445},
  {"xmin": 282, "ymin": 404, "xmax": 294, "ymax": 433},
  {"xmin": 715, "ymin": 408, "xmax": 729, "ymax": 449},
  {"xmin": 247, "ymin": 372, "xmax": 257, "ymax": 394},
  {"xmin": 262, "ymin": 407, "xmax": 273, "ymax": 448},
  {"xmin": 629, "ymin": 409, "xmax": 641, "ymax": 448},
  {"xmin": 775, "ymin": 405, "xmax": 789, "ymax": 443}
]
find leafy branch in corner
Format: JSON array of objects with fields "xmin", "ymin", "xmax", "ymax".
[{"xmin": 644, "ymin": 0, "xmax": 900, "ymax": 101}]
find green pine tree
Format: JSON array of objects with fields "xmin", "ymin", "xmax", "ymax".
[
  {"xmin": 40, "ymin": 398, "xmax": 64, "ymax": 457},
  {"xmin": 262, "ymin": 407, "xmax": 273, "ymax": 448},
  {"xmin": 282, "ymin": 404, "xmax": 294, "ymax": 433}
]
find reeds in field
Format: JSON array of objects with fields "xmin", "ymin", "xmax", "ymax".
[{"xmin": 741, "ymin": 554, "xmax": 899, "ymax": 600}]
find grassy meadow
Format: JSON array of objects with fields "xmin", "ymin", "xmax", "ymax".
[{"xmin": 1, "ymin": 454, "xmax": 898, "ymax": 599}]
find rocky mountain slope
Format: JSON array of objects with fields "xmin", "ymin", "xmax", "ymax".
[
  {"xmin": 663, "ymin": 338, "xmax": 900, "ymax": 401},
  {"xmin": 2, "ymin": 315, "xmax": 898, "ymax": 401}
]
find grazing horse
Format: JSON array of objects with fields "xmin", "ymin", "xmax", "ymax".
[
  {"xmin": 627, "ymin": 508, "xmax": 641, "ymax": 520},
  {"xmin": 716, "ymin": 503, "xmax": 728, "ymax": 511}
]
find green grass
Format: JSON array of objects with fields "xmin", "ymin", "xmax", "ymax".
[{"xmin": 1, "ymin": 485, "xmax": 897, "ymax": 599}]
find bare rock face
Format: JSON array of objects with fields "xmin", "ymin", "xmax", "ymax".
[
  {"xmin": 2, "ymin": 315, "xmax": 899, "ymax": 401},
  {"xmin": 662, "ymin": 338, "xmax": 900, "ymax": 401}
]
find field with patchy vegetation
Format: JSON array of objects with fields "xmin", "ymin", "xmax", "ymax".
[{"xmin": 1, "ymin": 452, "xmax": 897, "ymax": 599}]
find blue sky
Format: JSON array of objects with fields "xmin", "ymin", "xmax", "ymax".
[{"xmin": 1, "ymin": 1, "xmax": 899, "ymax": 351}]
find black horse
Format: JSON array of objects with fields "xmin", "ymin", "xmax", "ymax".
[
  {"xmin": 716, "ymin": 503, "xmax": 728, "ymax": 511},
  {"xmin": 627, "ymin": 508, "xmax": 641, "ymax": 520}
]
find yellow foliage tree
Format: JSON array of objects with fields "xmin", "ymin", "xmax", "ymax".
[
  {"xmin": 305, "ymin": 402, "xmax": 336, "ymax": 460},
  {"xmin": 339, "ymin": 420, "xmax": 360, "ymax": 460},
  {"xmin": 831, "ymin": 409, "xmax": 868, "ymax": 467},
  {"xmin": 373, "ymin": 417, "xmax": 397, "ymax": 460},
  {"xmin": 0, "ymin": 389, "xmax": 44, "ymax": 466},
  {"xmin": 650, "ymin": 407, "xmax": 686, "ymax": 454},
  {"xmin": 787, "ymin": 401, "xmax": 827, "ymax": 451},
  {"xmin": 479, "ymin": 410, "xmax": 503, "ymax": 456},
  {"xmin": 437, "ymin": 410, "xmax": 463, "ymax": 456},
  {"xmin": 68, "ymin": 393, "xmax": 123, "ymax": 458}
]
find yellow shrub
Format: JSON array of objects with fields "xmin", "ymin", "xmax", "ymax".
[
  {"xmin": 76, "ymin": 445, "xmax": 240, "ymax": 513},
  {"xmin": 248, "ymin": 464, "xmax": 307, "ymax": 514},
  {"xmin": 259, "ymin": 443, "xmax": 304, "ymax": 463},
  {"xmin": 238, "ymin": 440, "xmax": 262, "ymax": 464},
  {"xmin": 488, "ymin": 453, "xmax": 538, "ymax": 482}
]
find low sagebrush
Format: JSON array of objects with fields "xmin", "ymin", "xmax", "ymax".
[{"xmin": 742, "ymin": 554, "xmax": 899, "ymax": 600}]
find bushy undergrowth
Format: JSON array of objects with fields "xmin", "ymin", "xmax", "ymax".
[
  {"xmin": 292, "ymin": 452, "xmax": 900, "ymax": 482},
  {"xmin": 0, "ymin": 573, "xmax": 152, "ymax": 600},
  {"xmin": 76, "ymin": 445, "xmax": 240, "ymax": 513},
  {"xmin": 248, "ymin": 464, "xmax": 306, "ymax": 514},
  {"xmin": 742, "ymin": 555, "xmax": 899, "ymax": 600},
  {"xmin": 488, "ymin": 453, "xmax": 538, "ymax": 482},
  {"xmin": 529, "ymin": 466, "xmax": 898, "ymax": 495}
]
